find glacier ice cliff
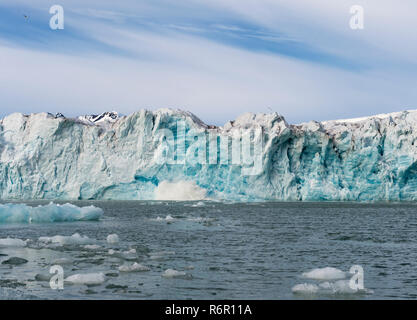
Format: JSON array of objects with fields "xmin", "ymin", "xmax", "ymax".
[{"xmin": 1, "ymin": 108, "xmax": 417, "ymax": 201}]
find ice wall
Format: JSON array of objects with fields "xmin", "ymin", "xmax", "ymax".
[{"xmin": 1, "ymin": 108, "xmax": 417, "ymax": 201}]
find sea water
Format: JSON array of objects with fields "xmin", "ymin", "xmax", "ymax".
[{"xmin": 0, "ymin": 200, "xmax": 417, "ymax": 299}]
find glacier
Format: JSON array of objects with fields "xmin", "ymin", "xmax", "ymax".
[
  {"xmin": 0, "ymin": 203, "xmax": 103, "ymax": 223},
  {"xmin": 1, "ymin": 108, "xmax": 417, "ymax": 201}
]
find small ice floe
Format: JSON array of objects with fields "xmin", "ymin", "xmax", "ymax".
[
  {"xmin": 106, "ymin": 234, "xmax": 119, "ymax": 244},
  {"xmin": 124, "ymin": 248, "xmax": 136, "ymax": 254},
  {"xmin": 186, "ymin": 217, "xmax": 215, "ymax": 223},
  {"xmin": 0, "ymin": 238, "xmax": 27, "ymax": 247},
  {"xmin": 52, "ymin": 258, "xmax": 72, "ymax": 265},
  {"xmin": 293, "ymin": 266, "xmax": 373, "ymax": 296},
  {"xmin": 292, "ymin": 280, "xmax": 373, "ymax": 295},
  {"xmin": 184, "ymin": 201, "xmax": 206, "ymax": 207},
  {"xmin": 154, "ymin": 215, "xmax": 175, "ymax": 222},
  {"xmin": 149, "ymin": 251, "xmax": 175, "ymax": 261},
  {"xmin": 118, "ymin": 262, "xmax": 150, "ymax": 272},
  {"xmin": 0, "ymin": 202, "xmax": 103, "ymax": 223},
  {"xmin": 65, "ymin": 272, "xmax": 105, "ymax": 285},
  {"xmin": 84, "ymin": 244, "xmax": 101, "ymax": 250},
  {"xmin": 108, "ymin": 249, "xmax": 137, "ymax": 261},
  {"xmin": 38, "ymin": 233, "xmax": 95, "ymax": 246},
  {"xmin": 162, "ymin": 269, "xmax": 191, "ymax": 279},
  {"xmin": 292, "ymin": 283, "xmax": 319, "ymax": 294},
  {"xmin": 302, "ymin": 267, "xmax": 346, "ymax": 281},
  {"xmin": 131, "ymin": 244, "xmax": 150, "ymax": 255},
  {"xmin": 318, "ymin": 280, "xmax": 360, "ymax": 294},
  {"xmin": 191, "ymin": 201, "xmax": 205, "ymax": 207}
]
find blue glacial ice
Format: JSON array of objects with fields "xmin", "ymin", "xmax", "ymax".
[
  {"xmin": 0, "ymin": 203, "xmax": 103, "ymax": 223},
  {"xmin": 1, "ymin": 108, "xmax": 417, "ymax": 201}
]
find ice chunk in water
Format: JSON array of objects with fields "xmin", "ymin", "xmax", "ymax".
[
  {"xmin": 107, "ymin": 249, "xmax": 136, "ymax": 261},
  {"xmin": 150, "ymin": 250, "xmax": 175, "ymax": 260},
  {"xmin": 293, "ymin": 280, "xmax": 372, "ymax": 295},
  {"xmin": 319, "ymin": 280, "xmax": 373, "ymax": 294},
  {"xmin": 294, "ymin": 267, "xmax": 373, "ymax": 296},
  {"xmin": 0, "ymin": 203, "xmax": 102, "ymax": 223},
  {"xmin": 154, "ymin": 215, "xmax": 175, "ymax": 222},
  {"xmin": 38, "ymin": 233, "xmax": 95, "ymax": 246},
  {"xmin": 84, "ymin": 244, "xmax": 101, "ymax": 250},
  {"xmin": 118, "ymin": 263, "xmax": 150, "ymax": 272},
  {"xmin": 302, "ymin": 267, "xmax": 346, "ymax": 281},
  {"xmin": 162, "ymin": 269, "xmax": 187, "ymax": 278},
  {"xmin": 0, "ymin": 238, "xmax": 27, "ymax": 247},
  {"xmin": 292, "ymin": 283, "xmax": 319, "ymax": 294},
  {"xmin": 52, "ymin": 258, "xmax": 72, "ymax": 265},
  {"xmin": 106, "ymin": 234, "xmax": 119, "ymax": 244},
  {"xmin": 191, "ymin": 201, "xmax": 205, "ymax": 207},
  {"xmin": 65, "ymin": 272, "xmax": 105, "ymax": 285},
  {"xmin": 319, "ymin": 280, "xmax": 354, "ymax": 293}
]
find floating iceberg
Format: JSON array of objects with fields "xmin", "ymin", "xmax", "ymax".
[
  {"xmin": 302, "ymin": 267, "xmax": 347, "ymax": 281},
  {"xmin": 83, "ymin": 244, "xmax": 101, "ymax": 250},
  {"xmin": 0, "ymin": 238, "xmax": 27, "ymax": 247},
  {"xmin": 162, "ymin": 269, "xmax": 188, "ymax": 278},
  {"xmin": 0, "ymin": 203, "xmax": 103, "ymax": 223},
  {"xmin": 291, "ymin": 283, "xmax": 319, "ymax": 294},
  {"xmin": 39, "ymin": 233, "xmax": 95, "ymax": 246},
  {"xmin": 65, "ymin": 272, "xmax": 106, "ymax": 285},
  {"xmin": 118, "ymin": 263, "xmax": 150, "ymax": 272},
  {"xmin": 292, "ymin": 280, "xmax": 373, "ymax": 295},
  {"xmin": 293, "ymin": 266, "xmax": 373, "ymax": 296},
  {"xmin": 52, "ymin": 258, "xmax": 72, "ymax": 265},
  {"xmin": 153, "ymin": 215, "xmax": 176, "ymax": 222},
  {"xmin": 106, "ymin": 234, "xmax": 119, "ymax": 244},
  {"xmin": 2, "ymin": 108, "xmax": 417, "ymax": 201}
]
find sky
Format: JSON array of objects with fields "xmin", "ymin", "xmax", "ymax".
[{"xmin": 0, "ymin": 0, "xmax": 417, "ymax": 125}]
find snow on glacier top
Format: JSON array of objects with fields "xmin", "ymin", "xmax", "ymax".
[
  {"xmin": 320, "ymin": 109, "xmax": 417, "ymax": 125},
  {"xmin": 2, "ymin": 108, "xmax": 417, "ymax": 133},
  {"xmin": 291, "ymin": 109, "xmax": 417, "ymax": 136},
  {"xmin": 72, "ymin": 108, "xmax": 417, "ymax": 130}
]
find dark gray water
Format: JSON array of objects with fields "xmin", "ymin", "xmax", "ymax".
[{"xmin": 1, "ymin": 201, "xmax": 417, "ymax": 299}]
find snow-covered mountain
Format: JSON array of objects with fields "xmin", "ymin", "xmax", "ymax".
[
  {"xmin": 77, "ymin": 111, "xmax": 121, "ymax": 126},
  {"xmin": 1, "ymin": 108, "xmax": 417, "ymax": 201}
]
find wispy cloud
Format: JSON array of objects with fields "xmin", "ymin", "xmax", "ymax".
[{"xmin": 0, "ymin": 0, "xmax": 416, "ymax": 125}]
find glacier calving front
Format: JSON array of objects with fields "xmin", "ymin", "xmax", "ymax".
[{"xmin": 1, "ymin": 109, "xmax": 417, "ymax": 201}]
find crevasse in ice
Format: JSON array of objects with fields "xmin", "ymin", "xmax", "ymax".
[{"xmin": 1, "ymin": 108, "xmax": 417, "ymax": 201}]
